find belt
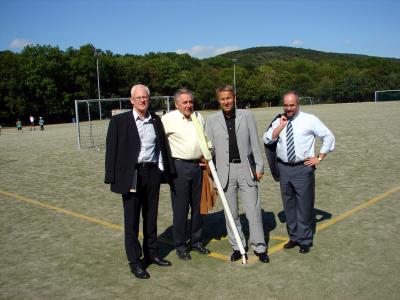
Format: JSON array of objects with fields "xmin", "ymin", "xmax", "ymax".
[
  {"xmin": 173, "ymin": 158, "xmax": 200, "ymax": 164},
  {"xmin": 136, "ymin": 162, "xmax": 157, "ymax": 168},
  {"xmin": 277, "ymin": 158, "xmax": 304, "ymax": 166},
  {"xmin": 229, "ymin": 158, "xmax": 241, "ymax": 163}
]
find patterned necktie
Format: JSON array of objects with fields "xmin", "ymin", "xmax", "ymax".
[{"xmin": 286, "ymin": 119, "xmax": 296, "ymax": 162}]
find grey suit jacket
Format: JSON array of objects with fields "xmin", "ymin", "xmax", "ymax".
[{"xmin": 205, "ymin": 109, "xmax": 264, "ymax": 188}]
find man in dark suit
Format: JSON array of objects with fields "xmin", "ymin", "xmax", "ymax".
[{"xmin": 105, "ymin": 84, "xmax": 175, "ymax": 279}]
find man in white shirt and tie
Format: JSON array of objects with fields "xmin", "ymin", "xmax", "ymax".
[{"xmin": 264, "ymin": 91, "xmax": 335, "ymax": 253}]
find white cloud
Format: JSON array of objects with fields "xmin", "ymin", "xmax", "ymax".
[
  {"xmin": 292, "ymin": 39, "xmax": 304, "ymax": 46},
  {"xmin": 176, "ymin": 45, "xmax": 241, "ymax": 58},
  {"xmin": 9, "ymin": 38, "xmax": 33, "ymax": 49}
]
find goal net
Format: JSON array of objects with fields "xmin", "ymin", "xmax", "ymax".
[
  {"xmin": 374, "ymin": 90, "xmax": 400, "ymax": 102},
  {"xmin": 74, "ymin": 96, "xmax": 173, "ymax": 150},
  {"xmin": 299, "ymin": 96, "xmax": 319, "ymax": 105}
]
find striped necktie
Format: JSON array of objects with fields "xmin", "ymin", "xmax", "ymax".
[{"xmin": 286, "ymin": 119, "xmax": 296, "ymax": 162}]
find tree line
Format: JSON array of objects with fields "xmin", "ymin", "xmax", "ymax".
[{"xmin": 1, "ymin": 44, "xmax": 399, "ymax": 125}]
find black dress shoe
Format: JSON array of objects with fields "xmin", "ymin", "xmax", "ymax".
[
  {"xmin": 230, "ymin": 250, "xmax": 248, "ymax": 262},
  {"xmin": 254, "ymin": 251, "xmax": 270, "ymax": 263},
  {"xmin": 191, "ymin": 244, "xmax": 211, "ymax": 255},
  {"xmin": 151, "ymin": 257, "xmax": 172, "ymax": 267},
  {"xmin": 299, "ymin": 244, "xmax": 311, "ymax": 254},
  {"xmin": 130, "ymin": 265, "xmax": 150, "ymax": 279},
  {"xmin": 176, "ymin": 249, "xmax": 191, "ymax": 260},
  {"xmin": 284, "ymin": 240, "xmax": 299, "ymax": 249}
]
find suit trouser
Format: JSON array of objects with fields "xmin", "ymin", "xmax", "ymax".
[
  {"xmin": 170, "ymin": 160, "xmax": 203, "ymax": 251},
  {"xmin": 122, "ymin": 166, "xmax": 161, "ymax": 266},
  {"xmin": 224, "ymin": 163, "xmax": 267, "ymax": 253},
  {"xmin": 278, "ymin": 162, "xmax": 315, "ymax": 246}
]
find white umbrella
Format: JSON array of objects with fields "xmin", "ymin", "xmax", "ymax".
[{"xmin": 192, "ymin": 113, "xmax": 247, "ymax": 264}]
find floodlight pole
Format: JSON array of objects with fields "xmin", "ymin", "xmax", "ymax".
[{"xmin": 233, "ymin": 59, "xmax": 237, "ymax": 109}]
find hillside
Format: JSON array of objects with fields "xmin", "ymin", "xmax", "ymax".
[{"xmin": 210, "ymin": 46, "xmax": 400, "ymax": 67}]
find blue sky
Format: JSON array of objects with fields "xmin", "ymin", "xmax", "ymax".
[{"xmin": 1, "ymin": 0, "xmax": 399, "ymax": 59}]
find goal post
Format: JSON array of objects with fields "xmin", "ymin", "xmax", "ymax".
[
  {"xmin": 374, "ymin": 90, "xmax": 400, "ymax": 102},
  {"xmin": 74, "ymin": 96, "xmax": 173, "ymax": 150},
  {"xmin": 299, "ymin": 96, "xmax": 320, "ymax": 105}
]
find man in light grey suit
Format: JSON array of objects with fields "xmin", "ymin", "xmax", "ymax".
[{"xmin": 205, "ymin": 85, "xmax": 269, "ymax": 263}]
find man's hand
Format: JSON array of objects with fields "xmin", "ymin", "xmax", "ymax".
[
  {"xmin": 304, "ymin": 156, "xmax": 320, "ymax": 167},
  {"xmin": 199, "ymin": 157, "xmax": 206, "ymax": 167},
  {"xmin": 256, "ymin": 172, "xmax": 263, "ymax": 181},
  {"xmin": 272, "ymin": 115, "xmax": 288, "ymax": 139},
  {"xmin": 279, "ymin": 115, "xmax": 288, "ymax": 129}
]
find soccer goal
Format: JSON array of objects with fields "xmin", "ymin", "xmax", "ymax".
[
  {"xmin": 74, "ymin": 96, "xmax": 173, "ymax": 150},
  {"xmin": 374, "ymin": 90, "xmax": 400, "ymax": 102},
  {"xmin": 299, "ymin": 96, "xmax": 319, "ymax": 105}
]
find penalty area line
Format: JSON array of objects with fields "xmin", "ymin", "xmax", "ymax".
[
  {"xmin": 246, "ymin": 185, "xmax": 400, "ymax": 264},
  {"xmin": 0, "ymin": 189, "xmax": 227, "ymax": 261},
  {"xmin": 0, "ymin": 189, "xmax": 123, "ymax": 231}
]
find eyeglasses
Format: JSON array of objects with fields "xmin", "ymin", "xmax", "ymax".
[{"xmin": 134, "ymin": 96, "xmax": 149, "ymax": 101}]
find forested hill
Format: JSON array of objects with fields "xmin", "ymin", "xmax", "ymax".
[
  {"xmin": 213, "ymin": 46, "xmax": 400, "ymax": 67},
  {"xmin": 1, "ymin": 44, "xmax": 399, "ymax": 125}
]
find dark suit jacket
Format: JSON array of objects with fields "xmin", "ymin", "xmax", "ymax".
[
  {"xmin": 104, "ymin": 110, "xmax": 176, "ymax": 194},
  {"xmin": 264, "ymin": 113, "xmax": 281, "ymax": 182}
]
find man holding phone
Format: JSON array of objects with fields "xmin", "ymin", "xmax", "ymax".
[{"xmin": 263, "ymin": 91, "xmax": 335, "ymax": 254}]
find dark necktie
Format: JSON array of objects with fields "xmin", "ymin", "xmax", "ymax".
[{"xmin": 286, "ymin": 119, "xmax": 295, "ymax": 162}]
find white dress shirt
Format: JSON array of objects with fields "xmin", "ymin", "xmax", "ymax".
[
  {"xmin": 263, "ymin": 111, "xmax": 335, "ymax": 162},
  {"xmin": 161, "ymin": 109, "xmax": 203, "ymax": 160},
  {"xmin": 132, "ymin": 109, "xmax": 163, "ymax": 170}
]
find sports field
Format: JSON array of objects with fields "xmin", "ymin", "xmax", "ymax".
[{"xmin": 1, "ymin": 102, "xmax": 399, "ymax": 299}]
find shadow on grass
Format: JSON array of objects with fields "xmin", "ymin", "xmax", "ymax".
[
  {"xmin": 157, "ymin": 209, "xmax": 277, "ymax": 258},
  {"xmin": 277, "ymin": 208, "xmax": 332, "ymax": 234}
]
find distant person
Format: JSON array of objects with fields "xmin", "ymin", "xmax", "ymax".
[
  {"xmin": 162, "ymin": 88, "xmax": 211, "ymax": 261},
  {"xmin": 0, "ymin": 124, "xmax": 2, "ymax": 135},
  {"xmin": 16, "ymin": 119, "xmax": 23, "ymax": 132},
  {"xmin": 263, "ymin": 91, "xmax": 335, "ymax": 254},
  {"xmin": 29, "ymin": 115, "xmax": 35, "ymax": 131},
  {"xmin": 205, "ymin": 85, "xmax": 269, "ymax": 263},
  {"xmin": 38, "ymin": 117, "xmax": 45, "ymax": 131},
  {"xmin": 105, "ymin": 84, "xmax": 175, "ymax": 280}
]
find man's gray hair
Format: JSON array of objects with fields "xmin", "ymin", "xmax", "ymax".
[
  {"xmin": 216, "ymin": 85, "xmax": 235, "ymax": 98},
  {"xmin": 131, "ymin": 84, "xmax": 150, "ymax": 98},
  {"xmin": 174, "ymin": 88, "xmax": 194, "ymax": 102}
]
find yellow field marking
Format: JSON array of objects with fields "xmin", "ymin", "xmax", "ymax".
[
  {"xmin": 315, "ymin": 185, "xmax": 400, "ymax": 232},
  {"xmin": 2, "ymin": 185, "xmax": 399, "ymax": 264},
  {"xmin": 210, "ymin": 236, "xmax": 228, "ymax": 242},
  {"xmin": 245, "ymin": 185, "xmax": 400, "ymax": 265},
  {"xmin": 0, "ymin": 189, "xmax": 223, "ymax": 259},
  {"xmin": 209, "ymin": 235, "xmax": 287, "ymax": 243},
  {"xmin": 208, "ymin": 252, "xmax": 229, "ymax": 261},
  {"xmin": 0, "ymin": 189, "xmax": 124, "ymax": 231},
  {"xmin": 270, "ymin": 236, "xmax": 288, "ymax": 242}
]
